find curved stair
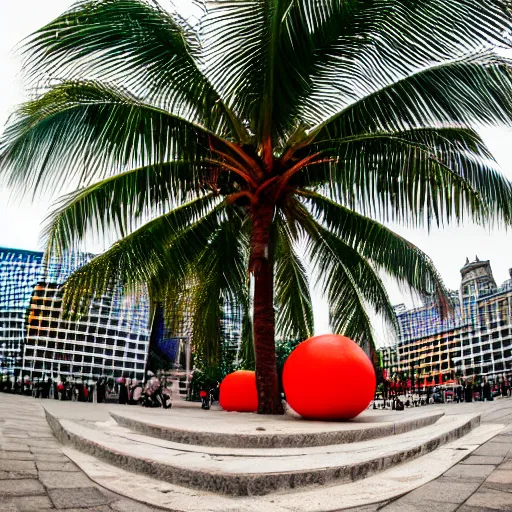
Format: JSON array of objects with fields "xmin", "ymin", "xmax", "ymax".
[{"xmin": 45, "ymin": 408, "xmax": 479, "ymax": 496}]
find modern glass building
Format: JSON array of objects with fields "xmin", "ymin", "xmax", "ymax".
[
  {"xmin": 380, "ymin": 257, "xmax": 512, "ymax": 386},
  {"xmin": 0, "ymin": 246, "xmax": 151, "ymax": 382},
  {"xmin": 0, "ymin": 248, "xmax": 44, "ymax": 377},
  {"xmin": 22, "ymin": 252, "xmax": 151, "ymax": 381}
]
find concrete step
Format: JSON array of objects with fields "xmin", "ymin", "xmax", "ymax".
[
  {"xmin": 45, "ymin": 409, "xmax": 480, "ymax": 496},
  {"xmin": 58, "ymin": 422, "xmax": 505, "ymax": 511},
  {"xmin": 110, "ymin": 407, "xmax": 445, "ymax": 448}
]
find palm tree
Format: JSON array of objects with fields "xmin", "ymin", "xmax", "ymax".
[{"xmin": 2, "ymin": 0, "xmax": 512, "ymax": 414}]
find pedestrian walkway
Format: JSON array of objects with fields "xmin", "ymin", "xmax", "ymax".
[
  {"xmin": 349, "ymin": 399, "xmax": 512, "ymax": 512},
  {"xmin": 1, "ymin": 393, "xmax": 511, "ymax": 511},
  {"xmin": 0, "ymin": 393, "xmax": 164, "ymax": 511}
]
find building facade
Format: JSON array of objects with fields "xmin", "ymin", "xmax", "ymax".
[
  {"xmin": 1, "ymin": 245, "xmax": 245, "ymax": 385},
  {"xmin": 380, "ymin": 257, "xmax": 512, "ymax": 387},
  {"xmin": 0, "ymin": 246, "xmax": 152, "ymax": 382},
  {"xmin": 22, "ymin": 252, "xmax": 151, "ymax": 381},
  {"xmin": 0, "ymin": 248, "xmax": 44, "ymax": 377}
]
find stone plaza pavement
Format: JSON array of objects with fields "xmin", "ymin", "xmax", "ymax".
[
  {"xmin": 0, "ymin": 393, "xmax": 164, "ymax": 512},
  {"xmin": 0, "ymin": 393, "xmax": 511, "ymax": 511},
  {"xmin": 348, "ymin": 399, "xmax": 512, "ymax": 512}
]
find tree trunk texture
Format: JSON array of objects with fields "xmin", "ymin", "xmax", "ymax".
[{"xmin": 250, "ymin": 203, "xmax": 284, "ymax": 415}]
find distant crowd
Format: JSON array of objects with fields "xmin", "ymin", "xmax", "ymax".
[
  {"xmin": 375, "ymin": 376, "xmax": 512, "ymax": 410},
  {"xmin": 0, "ymin": 370, "xmax": 173, "ymax": 408}
]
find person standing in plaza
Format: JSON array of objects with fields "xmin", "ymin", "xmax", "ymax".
[
  {"xmin": 118, "ymin": 376, "xmax": 128, "ymax": 405},
  {"xmin": 483, "ymin": 379, "xmax": 492, "ymax": 401},
  {"xmin": 501, "ymin": 378, "xmax": 508, "ymax": 398}
]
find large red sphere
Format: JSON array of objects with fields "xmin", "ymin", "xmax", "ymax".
[
  {"xmin": 219, "ymin": 370, "xmax": 258, "ymax": 412},
  {"xmin": 283, "ymin": 334, "xmax": 376, "ymax": 420}
]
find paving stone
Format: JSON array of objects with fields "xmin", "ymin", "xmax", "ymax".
[
  {"xmin": 56, "ymin": 507, "xmax": 113, "ymax": 512},
  {"xmin": 473, "ymin": 442, "xmax": 512, "ymax": 457},
  {"xmin": 34, "ymin": 454, "xmax": 70, "ymax": 463},
  {"xmin": 0, "ymin": 444, "xmax": 30, "ymax": 452},
  {"xmin": 442, "ymin": 464, "xmax": 496, "ymax": 481},
  {"xmin": 49, "ymin": 487, "xmax": 114, "ymax": 509},
  {"xmin": 109, "ymin": 499, "xmax": 166, "ymax": 512},
  {"xmin": 0, "ymin": 478, "xmax": 46, "ymax": 497},
  {"xmin": 458, "ymin": 506, "xmax": 510, "ymax": 512},
  {"xmin": 27, "ymin": 430, "xmax": 55, "ymax": 437},
  {"xmin": 30, "ymin": 447, "xmax": 63, "ymax": 454},
  {"xmin": 399, "ymin": 478, "xmax": 481, "ymax": 504},
  {"xmin": 0, "ymin": 460, "xmax": 36, "ymax": 472},
  {"xmin": 463, "ymin": 487, "xmax": 512, "ymax": 510},
  {"xmin": 379, "ymin": 498, "xmax": 458, "ymax": 511},
  {"xmin": 499, "ymin": 459, "xmax": 512, "ymax": 470},
  {"xmin": 38, "ymin": 470, "xmax": 95, "ymax": 488},
  {"xmin": 343, "ymin": 505, "xmax": 381, "ymax": 512},
  {"xmin": 0, "ymin": 451, "xmax": 34, "ymax": 460},
  {"xmin": 0, "ymin": 470, "xmax": 37, "ymax": 479},
  {"xmin": 36, "ymin": 461, "xmax": 81, "ymax": 472},
  {"xmin": 481, "ymin": 468, "xmax": 512, "ymax": 493},
  {"xmin": 487, "ymin": 435, "xmax": 512, "ymax": 444},
  {"xmin": 1, "ymin": 495, "xmax": 54, "ymax": 511},
  {"xmin": 27, "ymin": 440, "xmax": 60, "ymax": 448},
  {"xmin": 460, "ymin": 455, "xmax": 505, "ymax": 465}
]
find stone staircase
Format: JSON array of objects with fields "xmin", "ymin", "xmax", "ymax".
[{"xmin": 41, "ymin": 403, "xmax": 506, "ymax": 510}]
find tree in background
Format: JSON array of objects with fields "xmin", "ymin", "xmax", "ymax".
[{"xmin": 2, "ymin": 0, "xmax": 512, "ymax": 413}]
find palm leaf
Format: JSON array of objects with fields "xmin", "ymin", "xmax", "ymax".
[
  {"xmin": 42, "ymin": 161, "xmax": 215, "ymax": 256},
  {"xmin": 299, "ymin": 127, "xmax": 512, "ymax": 227},
  {"xmin": 300, "ymin": 210, "xmax": 397, "ymax": 348},
  {"xmin": 62, "ymin": 194, "xmax": 222, "ymax": 316},
  {"xmin": 22, "ymin": 0, "xmax": 247, "ymax": 139},
  {"xmin": 186, "ymin": 207, "xmax": 248, "ymax": 365},
  {"xmin": 273, "ymin": 212, "xmax": 314, "ymax": 341},
  {"xmin": 0, "ymin": 80, "xmax": 221, "ymax": 197},
  {"xmin": 311, "ymin": 52, "xmax": 512, "ymax": 137},
  {"xmin": 302, "ymin": 1, "xmax": 512, "ymax": 126},
  {"xmin": 299, "ymin": 191, "xmax": 452, "ymax": 316}
]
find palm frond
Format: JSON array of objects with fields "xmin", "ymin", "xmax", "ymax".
[
  {"xmin": 187, "ymin": 207, "xmax": 248, "ymax": 365},
  {"xmin": 200, "ymin": 0, "xmax": 268, "ymax": 139},
  {"xmin": 299, "ymin": 191, "xmax": 452, "ymax": 316},
  {"xmin": 299, "ymin": 127, "xmax": 512, "ymax": 228},
  {"xmin": 290, "ymin": 200, "xmax": 397, "ymax": 346},
  {"xmin": 273, "ymin": 212, "xmax": 314, "ymax": 341},
  {"xmin": 302, "ymin": 1, "xmax": 512, "ymax": 126},
  {"xmin": 43, "ymin": 161, "xmax": 215, "ymax": 256},
  {"xmin": 275, "ymin": 0, "xmax": 379, "ymax": 136},
  {"xmin": 300, "ymin": 209, "xmax": 397, "ymax": 348},
  {"xmin": 0, "ymin": 80, "xmax": 220, "ymax": 198},
  {"xmin": 62, "ymin": 194, "xmax": 222, "ymax": 316},
  {"xmin": 311, "ymin": 52, "xmax": 512, "ymax": 137},
  {"xmin": 22, "ymin": 0, "xmax": 247, "ymax": 138}
]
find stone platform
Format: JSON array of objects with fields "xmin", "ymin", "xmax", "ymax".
[
  {"xmin": 110, "ymin": 406, "xmax": 445, "ymax": 447},
  {"xmin": 40, "ymin": 399, "xmax": 508, "ymax": 510},
  {"xmin": 2, "ymin": 395, "xmax": 511, "ymax": 511}
]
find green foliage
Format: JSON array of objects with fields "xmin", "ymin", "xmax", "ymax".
[
  {"xmin": 188, "ymin": 340, "xmax": 238, "ymax": 400},
  {"xmin": 2, "ymin": 0, "xmax": 512, "ymax": 364},
  {"xmin": 275, "ymin": 338, "xmax": 301, "ymax": 393}
]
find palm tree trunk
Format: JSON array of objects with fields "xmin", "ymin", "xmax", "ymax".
[{"xmin": 250, "ymin": 203, "xmax": 284, "ymax": 415}]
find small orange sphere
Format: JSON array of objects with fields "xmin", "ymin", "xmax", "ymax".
[
  {"xmin": 283, "ymin": 334, "xmax": 376, "ymax": 420},
  {"xmin": 219, "ymin": 370, "xmax": 258, "ymax": 412}
]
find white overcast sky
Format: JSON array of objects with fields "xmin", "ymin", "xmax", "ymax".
[{"xmin": 1, "ymin": 1, "xmax": 512, "ymax": 342}]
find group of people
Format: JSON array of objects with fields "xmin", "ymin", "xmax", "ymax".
[
  {"xmin": 0, "ymin": 370, "xmax": 174, "ymax": 409},
  {"xmin": 376, "ymin": 376, "xmax": 512, "ymax": 410},
  {"xmin": 458, "ymin": 378, "xmax": 511, "ymax": 402},
  {"xmin": 118, "ymin": 371, "xmax": 173, "ymax": 409}
]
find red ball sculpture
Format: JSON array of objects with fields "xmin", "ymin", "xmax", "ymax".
[
  {"xmin": 219, "ymin": 370, "xmax": 258, "ymax": 412},
  {"xmin": 283, "ymin": 334, "xmax": 376, "ymax": 420}
]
